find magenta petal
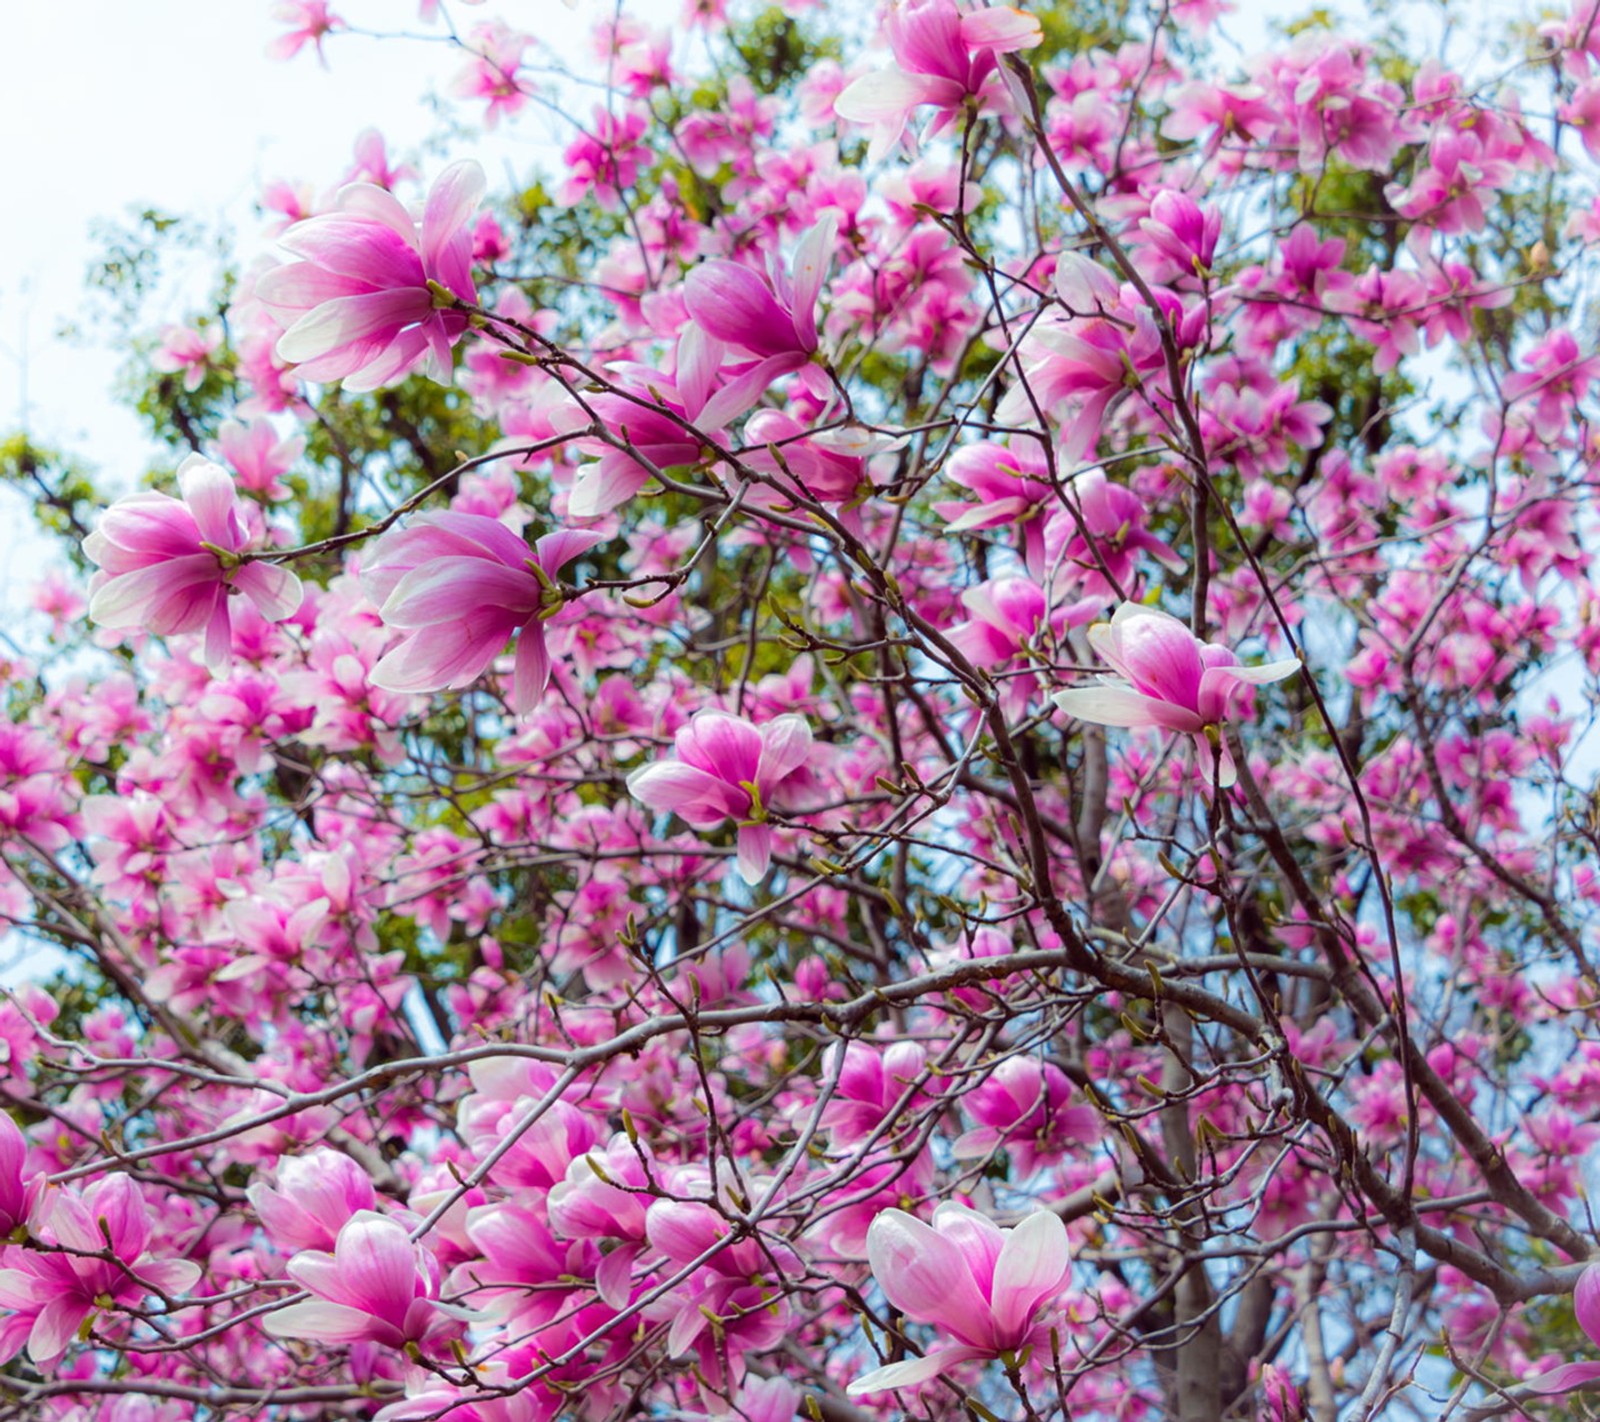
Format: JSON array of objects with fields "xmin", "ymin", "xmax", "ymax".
[
  {"xmin": 1577, "ymin": 1264, "xmax": 1600, "ymax": 1346},
  {"xmin": 678, "ymin": 711, "xmax": 764, "ymax": 785},
  {"xmin": 686, "ymin": 261, "xmax": 794, "ymax": 359},
  {"xmin": 736, "ymin": 822, "xmax": 774, "ymax": 884},
  {"xmin": 203, "ymin": 601, "xmax": 234, "ymax": 672},
  {"xmin": 990, "ymin": 1210, "xmax": 1070, "ymax": 1339},
  {"xmin": 381, "ymin": 558, "xmax": 541, "ymax": 626},
  {"xmin": 569, "ymin": 455, "xmax": 653, "ymax": 519},
  {"xmin": 369, "ymin": 620, "xmax": 510, "ymax": 695},
  {"xmin": 421, "ymin": 160, "xmax": 486, "ymax": 279},
  {"xmin": 261, "ymin": 1298, "xmax": 387, "ymax": 1345},
  {"xmin": 757, "ymin": 715, "xmax": 814, "ymax": 785},
  {"xmin": 276, "ymin": 289, "xmax": 434, "ymax": 366},
  {"xmin": 646, "ymin": 1201, "xmax": 726, "ymax": 1264},
  {"xmin": 28, "ymin": 1297, "xmax": 90, "ymax": 1368},
  {"xmin": 175, "ymin": 457, "xmax": 241, "ymax": 548},
  {"xmin": 511, "ymin": 625, "xmax": 549, "ymax": 714},
  {"xmin": 233, "ymin": 561, "xmax": 305, "ymax": 622},
  {"xmin": 595, "ymin": 1244, "xmax": 642, "ymax": 1310},
  {"xmin": 326, "ymin": 1212, "xmax": 416, "ymax": 1323},
  {"xmin": 626, "ymin": 762, "xmax": 745, "ymax": 825},
  {"xmin": 532, "ymin": 527, "xmax": 605, "ymax": 575},
  {"xmin": 1521, "ymin": 1360, "xmax": 1600, "ymax": 1396},
  {"xmin": 88, "ymin": 556, "xmax": 222, "ymax": 631},
  {"xmin": 865, "ymin": 1209, "xmax": 995, "ymax": 1349}
]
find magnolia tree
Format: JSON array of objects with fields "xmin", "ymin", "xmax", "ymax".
[{"xmin": 5, "ymin": 0, "xmax": 1600, "ymax": 1416}]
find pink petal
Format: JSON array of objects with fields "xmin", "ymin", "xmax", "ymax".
[
  {"xmin": 381, "ymin": 558, "xmax": 541, "ymax": 626},
  {"xmin": 176, "ymin": 457, "xmax": 241, "ymax": 548},
  {"xmin": 990, "ymin": 1209, "xmax": 1069, "ymax": 1339},
  {"xmin": 757, "ymin": 715, "xmax": 814, "ymax": 785},
  {"xmin": 1578, "ymin": 1264, "xmax": 1600, "ymax": 1346},
  {"xmin": 685, "ymin": 261, "xmax": 794, "ymax": 359},
  {"xmin": 368, "ymin": 619, "xmax": 511, "ymax": 695},
  {"xmin": 421, "ymin": 160, "xmax": 486, "ymax": 288},
  {"xmin": 511, "ymin": 626, "xmax": 549, "ymax": 714},
  {"xmin": 833, "ymin": 69, "xmax": 960, "ymax": 124},
  {"xmin": 28, "ymin": 1297, "xmax": 90, "ymax": 1367},
  {"xmin": 275, "ymin": 289, "xmax": 433, "ymax": 366},
  {"xmin": 847, "ymin": 1345, "xmax": 987, "ymax": 1395},
  {"xmin": 261, "ymin": 1298, "xmax": 385, "ymax": 1344},
  {"xmin": 233, "ymin": 561, "xmax": 305, "ymax": 622},
  {"xmin": 1052, "ymin": 685, "xmax": 1204, "ymax": 733},
  {"xmin": 736, "ymin": 822, "xmax": 774, "ymax": 884},
  {"xmin": 678, "ymin": 711, "xmax": 764, "ymax": 785},
  {"xmin": 788, "ymin": 214, "xmax": 837, "ymax": 351},
  {"xmin": 626, "ymin": 762, "xmax": 745, "ymax": 825},
  {"xmin": 1521, "ymin": 1359, "xmax": 1600, "ymax": 1396}
]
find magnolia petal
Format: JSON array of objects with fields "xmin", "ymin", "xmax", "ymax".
[
  {"xmin": 678, "ymin": 711, "xmax": 765, "ymax": 785},
  {"xmin": 233, "ymin": 561, "xmax": 305, "ymax": 622},
  {"xmin": 1520, "ymin": 1360, "xmax": 1600, "ymax": 1396},
  {"xmin": 568, "ymin": 456, "xmax": 653, "ymax": 520},
  {"xmin": 685, "ymin": 261, "xmax": 793, "ymax": 358},
  {"xmin": 368, "ymin": 621, "xmax": 509, "ymax": 696},
  {"xmin": 788, "ymin": 213, "xmax": 837, "ymax": 351},
  {"xmin": 1052, "ymin": 685, "xmax": 1204, "ymax": 734},
  {"xmin": 736, "ymin": 822, "xmax": 774, "ymax": 884},
  {"xmin": 833, "ymin": 69, "xmax": 956, "ymax": 124},
  {"xmin": 203, "ymin": 600, "xmax": 234, "ymax": 674},
  {"xmin": 960, "ymin": 6, "xmax": 1044, "ymax": 52},
  {"xmin": 1213, "ymin": 656, "xmax": 1301, "ymax": 686},
  {"xmin": 626, "ymin": 761, "xmax": 744, "ymax": 825},
  {"xmin": 381, "ymin": 558, "xmax": 541, "ymax": 626},
  {"xmin": 261, "ymin": 1298, "xmax": 383, "ymax": 1344},
  {"xmin": 175, "ymin": 456, "xmax": 240, "ymax": 548},
  {"xmin": 847, "ymin": 1346, "xmax": 987, "ymax": 1395},
  {"xmin": 1578, "ymin": 1264, "xmax": 1600, "ymax": 1346},
  {"xmin": 757, "ymin": 714, "xmax": 814, "ymax": 785},
  {"xmin": 511, "ymin": 626, "xmax": 550, "ymax": 714},
  {"xmin": 990, "ymin": 1210, "xmax": 1070, "ymax": 1339},
  {"xmin": 28, "ymin": 1297, "xmax": 90, "ymax": 1367},
  {"xmin": 421, "ymin": 160, "xmax": 486, "ymax": 279}
]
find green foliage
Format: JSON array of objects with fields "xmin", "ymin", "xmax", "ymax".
[{"xmin": 0, "ymin": 434, "xmax": 104, "ymax": 570}]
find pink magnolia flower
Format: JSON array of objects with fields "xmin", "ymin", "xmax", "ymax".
[
  {"xmin": 643, "ymin": 1201, "xmax": 796, "ymax": 1395},
  {"xmin": 261, "ymin": 1210, "xmax": 459, "ymax": 1349},
  {"xmin": 1052, "ymin": 603, "xmax": 1299, "ymax": 788},
  {"xmin": 848, "ymin": 1203, "xmax": 1071, "ymax": 1393},
  {"xmin": 216, "ymin": 417, "xmax": 303, "ymax": 500},
  {"xmin": 934, "ymin": 440, "xmax": 1055, "ymax": 577},
  {"xmin": 1522, "ymin": 1264, "xmax": 1600, "ymax": 1395},
  {"xmin": 257, "ymin": 160, "xmax": 484, "ymax": 391},
  {"xmin": 946, "ymin": 576, "xmax": 1098, "ymax": 721},
  {"xmin": 626, "ymin": 709, "xmax": 815, "ymax": 883},
  {"xmin": 952, "ymin": 1057, "xmax": 1102, "ymax": 1174},
  {"xmin": 834, "ymin": 0, "xmax": 1043, "ymax": 161},
  {"xmin": 363, "ymin": 512, "xmax": 602, "ymax": 714},
  {"xmin": 452, "ymin": 22, "xmax": 533, "ymax": 129},
  {"xmin": 0, "ymin": 1174, "xmax": 201, "ymax": 1371},
  {"xmin": 1043, "ymin": 470, "xmax": 1186, "ymax": 597},
  {"xmin": 247, "ymin": 1148, "xmax": 376, "ymax": 1253},
  {"xmin": 151, "ymin": 324, "xmax": 222, "ymax": 393},
  {"xmin": 546, "ymin": 1135, "xmax": 655, "ymax": 1307},
  {"xmin": 84, "ymin": 456, "xmax": 304, "ymax": 672},
  {"xmin": 269, "ymin": 0, "xmax": 343, "ymax": 64}
]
